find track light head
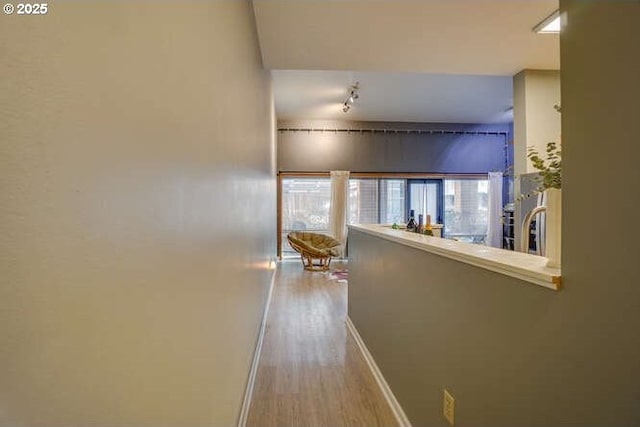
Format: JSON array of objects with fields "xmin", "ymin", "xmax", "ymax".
[{"xmin": 341, "ymin": 82, "xmax": 360, "ymax": 114}]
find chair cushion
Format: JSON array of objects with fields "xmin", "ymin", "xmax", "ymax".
[{"xmin": 287, "ymin": 232, "xmax": 342, "ymax": 257}]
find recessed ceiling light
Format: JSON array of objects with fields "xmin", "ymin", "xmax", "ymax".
[{"xmin": 533, "ymin": 10, "xmax": 560, "ymax": 34}]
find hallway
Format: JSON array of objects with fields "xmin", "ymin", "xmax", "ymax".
[{"xmin": 246, "ymin": 261, "xmax": 398, "ymax": 427}]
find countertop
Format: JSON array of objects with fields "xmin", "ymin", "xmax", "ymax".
[{"xmin": 349, "ymin": 224, "xmax": 562, "ymax": 291}]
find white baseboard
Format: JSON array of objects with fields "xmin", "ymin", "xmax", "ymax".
[
  {"xmin": 345, "ymin": 316, "xmax": 412, "ymax": 427},
  {"xmin": 237, "ymin": 259, "xmax": 278, "ymax": 427}
]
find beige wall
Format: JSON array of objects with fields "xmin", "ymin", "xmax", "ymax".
[
  {"xmin": 349, "ymin": 2, "xmax": 640, "ymax": 426},
  {"xmin": 0, "ymin": 2, "xmax": 276, "ymax": 426},
  {"xmin": 561, "ymin": 0, "xmax": 640, "ymax": 419},
  {"xmin": 513, "ymin": 69, "xmax": 561, "ymax": 176},
  {"xmin": 512, "ymin": 70, "xmax": 561, "ymax": 249}
]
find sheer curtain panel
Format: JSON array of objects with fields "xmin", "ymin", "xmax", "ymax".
[
  {"xmin": 329, "ymin": 171, "xmax": 350, "ymax": 254},
  {"xmin": 486, "ymin": 171, "xmax": 503, "ymax": 248}
]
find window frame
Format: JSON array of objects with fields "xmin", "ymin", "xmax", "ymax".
[{"xmin": 406, "ymin": 178, "xmax": 444, "ymax": 225}]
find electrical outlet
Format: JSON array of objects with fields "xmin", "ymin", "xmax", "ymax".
[{"xmin": 443, "ymin": 389, "xmax": 455, "ymax": 426}]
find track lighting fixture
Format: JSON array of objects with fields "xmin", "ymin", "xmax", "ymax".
[{"xmin": 342, "ymin": 82, "xmax": 360, "ymax": 113}]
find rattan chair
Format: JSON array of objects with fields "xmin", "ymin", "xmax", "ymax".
[{"xmin": 287, "ymin": 231, "xmax": 342, "ymax": 271}]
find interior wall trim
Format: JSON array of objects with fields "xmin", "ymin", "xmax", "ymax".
[
  {"xmin": 345, "ymin": 316, "xmax": 413, "ymax": 427},
  {"xmin": 237, "ymin": 260, "xmax": 278, "ymax": 427}
]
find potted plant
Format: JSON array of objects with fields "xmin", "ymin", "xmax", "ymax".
[
  {"xmin": 527, "ymin": 141, "xmax": 561, "ymax": 193},
  {"xmin": 526, "ymin": 141, "xmax": 562, "ymax": 268}
]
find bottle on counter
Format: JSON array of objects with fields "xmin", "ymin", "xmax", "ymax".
[
  {"xmin": 424, "ymin": 214, "xmax": 434, "ymax": 236},
  {"xmin": 406, "ymin": 209, "xmax": 416, "ymax": 232},
  {"xmin": 417, "ymin": 214, "xmax": 424, "ymax": 234}
]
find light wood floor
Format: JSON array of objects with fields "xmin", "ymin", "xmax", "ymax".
[{"xmin": 246, "ymin": 261, "xmax": 399, "ymax": 427}]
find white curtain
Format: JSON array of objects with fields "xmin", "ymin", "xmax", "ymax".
[
  {"xmin": 486, "ymin": 171, "xmax": 503, "ymax": 248},
  {"xmin": 329, "ymin": 171, "xmax": 350, "ymax": 252}
]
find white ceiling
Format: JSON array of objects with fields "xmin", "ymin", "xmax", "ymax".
[
  {"xmin": 272, "ymin": 70, "xmax": 514, "ymax": 123},
  {"xmin": 253, "ymin": 0, "xmax": 560, "ymax": 123}
]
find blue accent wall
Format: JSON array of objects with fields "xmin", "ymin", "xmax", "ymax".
[{"xmin": 278, "ymin": 120, "xmax": 512, "ymax": 174}]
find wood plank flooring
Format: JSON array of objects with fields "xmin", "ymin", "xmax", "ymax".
[{"xmin": 246, "ymin": 261, "xmax": 399, "ymax": 427}]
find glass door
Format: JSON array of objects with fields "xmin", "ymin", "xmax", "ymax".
[{"xmin": 407, "ymin": 179, "xmax": 443, "ymax": 225}]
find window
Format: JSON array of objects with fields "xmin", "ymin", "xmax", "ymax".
[
  {"xmin": 281, "ymin": 177, "xmax": 331, "ymax": 256},
  {"xmin": 349, "ymin": 179, "xmax": 379, "ymax": 224},
  {"xmin": 280, "ymin": 175, "xmax": 490, "ymax": 257},
  {"xmin": 443, "ymin": 179, "xmax": 489, "ymax": 242},
  {"xmin": 380, "ymin": 179, "xmax": 406, "ymax": 224},
  {"xmin": 282, "ymin": 177, "xmax": 410, "ymax": 256},
  {"xmin": 350, "ymin": 179, "xmax": 409, "ymax": 225}
]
